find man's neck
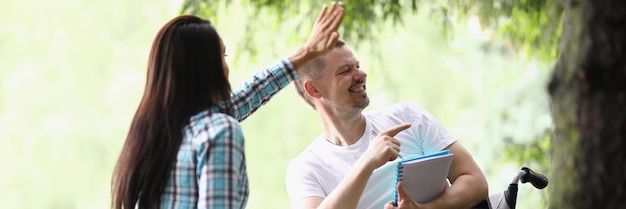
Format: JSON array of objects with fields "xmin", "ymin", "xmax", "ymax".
[{"xmin": 319, "ymin": 107, "xmax": 366, "ymax": 146}]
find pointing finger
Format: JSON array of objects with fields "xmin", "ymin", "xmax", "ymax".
[{"xmin": 379, "ymin": 123, "xmax": 411, "ymax": 137}]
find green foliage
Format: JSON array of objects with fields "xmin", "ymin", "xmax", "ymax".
[
  {"xmin": 446, "ymin": 0, "xmax": 565, "ymax": 62},
  {"xmin": 503, "ymin": 130, "xmax": 551, "ymax": 172},
  {"xmin": 497, "ymin": 1, "xmax": 563, "ymax": 62},
  {"xmin": 180, "ymin": 0, "xmax": 406, "ymax": 41},
  {"xmin": 180, "ymin": 0, "xmax": 564, "ymax": 62}
]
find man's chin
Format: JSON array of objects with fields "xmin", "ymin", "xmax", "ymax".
[{"xmin": 354, "ymin": 98, "xmax": 370, "ymax": 109}]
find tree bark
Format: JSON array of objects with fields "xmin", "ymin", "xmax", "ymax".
[{"xmin": 549, "ymin": 0, "xmax": 626, "ymax": 208}]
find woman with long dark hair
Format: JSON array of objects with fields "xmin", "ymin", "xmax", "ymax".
[{"xmin": 111, "ymin": 2, "xmax": 344, "ymax": 208}]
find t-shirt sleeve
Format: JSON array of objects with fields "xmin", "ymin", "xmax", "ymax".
[
  {"xmin": 285, "ymin": 158, "xmax": 326, "ymax": 208},
  {"xmin": 402, "ymin": 102, "xmax": 456, "ymax": 154}
]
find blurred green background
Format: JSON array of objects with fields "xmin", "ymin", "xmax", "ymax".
[{"xmin": 0, "ymin": 0, "xmax": 552, "ymax": 208}]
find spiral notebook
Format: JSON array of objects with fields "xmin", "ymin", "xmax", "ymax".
[{"xmin": 393, "ymin": 150, "xmax": 453, "ymax": 205}]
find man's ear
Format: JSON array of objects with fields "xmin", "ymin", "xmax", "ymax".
[{"xmin": 303, "ymin": 80, "xmax": 321, "ymax": 98}]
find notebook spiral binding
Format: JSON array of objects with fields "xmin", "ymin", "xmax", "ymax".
[{"xmin": 393, "ymin": 163, "xmax": 404, "ymax": 206}]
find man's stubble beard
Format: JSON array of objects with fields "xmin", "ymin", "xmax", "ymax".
[{"xmin": 347, "ymin": 95, "xmax": 369, "ymax": 116}]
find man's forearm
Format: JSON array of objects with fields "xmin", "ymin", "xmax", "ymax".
[
  {"xmin": 423, "ymin": 174, "xmax": 488, "ymax": 209},
  {"xmin": 317, "ymin": 161, "xmax": 375, "ymax": 209}
]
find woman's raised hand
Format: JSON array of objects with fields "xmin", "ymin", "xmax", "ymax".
[
  {"xmin": 304, "ymin": 1, "xmax": 345, "ymax": 57},
  {"xmin": 289, "ymin": 2, "xmax": 345, "ymax": 70}
]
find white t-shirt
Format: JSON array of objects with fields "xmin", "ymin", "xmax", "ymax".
[{"xmin": 285, "ymin": 102, "xmax": 456, "ymax": 209}]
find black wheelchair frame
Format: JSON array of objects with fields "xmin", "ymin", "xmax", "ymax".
[{"xmin": 472, "ymin": 167, "xmax": 549, "ymax": 209}]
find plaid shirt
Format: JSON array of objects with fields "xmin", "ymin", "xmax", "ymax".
[{"xmin": 160, "ymin": 59, "xmax": 296, "ymax": 209}]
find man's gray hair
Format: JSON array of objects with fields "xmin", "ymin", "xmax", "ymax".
[{"xmin": 294, "ymin": 40, "xmax": 346, "ymax": 109}]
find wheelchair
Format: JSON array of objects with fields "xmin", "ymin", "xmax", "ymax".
[{"xmin": 472, "ymin": 167, "xmax": 549, "ymax": 209}]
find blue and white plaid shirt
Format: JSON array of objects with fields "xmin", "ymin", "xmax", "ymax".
[{"xmin": 160, "ymin": 59, "xmax": 296, "ymax": 209}]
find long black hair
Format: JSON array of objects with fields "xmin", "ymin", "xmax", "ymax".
[{"xmin": 111, "ymin": 15, "xmax": 231, "ymax": 209}]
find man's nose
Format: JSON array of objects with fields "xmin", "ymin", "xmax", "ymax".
[{"xmin": 353, "ymin": 68, "xmax": 367, "ymax": 80}]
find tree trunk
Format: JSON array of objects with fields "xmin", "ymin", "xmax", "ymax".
[{"xmin": 549, "ymin": 0, "xmax": 626, "ymax": 208}]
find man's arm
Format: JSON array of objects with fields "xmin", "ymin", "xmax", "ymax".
[
  {"xmin": 293, "ymin": 124, "xmax": 412, "ymax": 209},
  {"xmin": 423, "ymin": 141, "xmax": 488, "ymax": 209},
  {"xmin": 295, "ymin": 161, "xmax": 376, "ymax": 209},
  {"xmin": 295, "ymin": 197, "xmax": 323, "ymax": 209}
]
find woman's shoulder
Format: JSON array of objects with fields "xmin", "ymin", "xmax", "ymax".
[
  {"xmin": 186, "ymin": 110, "xmax": 242, "ymax": 143},
  {"xmin": 190, "ymin": 109, "xmax": 238, "ymax": 125}
]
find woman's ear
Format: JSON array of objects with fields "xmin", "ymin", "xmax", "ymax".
[{"xmin": 303, "ymin": 80, "xmax": 321, "ymax": 98}]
